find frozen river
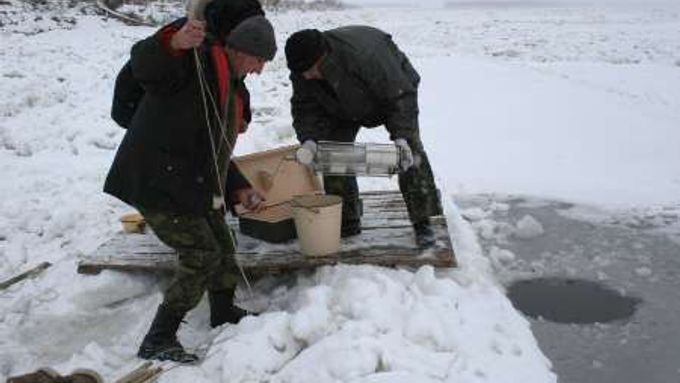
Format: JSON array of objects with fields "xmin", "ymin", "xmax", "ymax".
[{"xmin": 457, "ymin": 195, "xmax": 680, "ymax": 383}]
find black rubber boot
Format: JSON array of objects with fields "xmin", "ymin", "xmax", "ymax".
[
  {"xmin": 208, "ymin": 288, "xmax": 251, "ymax": 328},
  {"xmin": 413, "ymin": 220, "xmax": 436, "ymax": 249},
  {"xmin": 341, "ymin": 219, "xmax": 362, "ymax": 238},
  {"xmin": 137, "ymin": 305, "xmax": 198, "ymax": 364}
]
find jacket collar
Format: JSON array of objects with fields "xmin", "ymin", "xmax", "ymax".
[{"xmin": 318, "ymin": 42, "xmax": 348, "ymax": 91}]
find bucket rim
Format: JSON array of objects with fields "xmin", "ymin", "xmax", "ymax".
[{"xmin": 291, "ymin": 194, "xmax": 342, "ymax": 209}]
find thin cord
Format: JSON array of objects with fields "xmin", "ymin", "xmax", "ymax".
[
  {"xmin": 192, "ymin": 48, "xmax": 253, "ymax": 298},
  {"xmin": 194, "ymin": 53, "xmax": 231, "ymax": 151},
  {"xmin": 194, "ymin": 52, "xmax": 235, "ymax": 154},
  {"xmin": 193, "ymin": 49, "xmax": 226, "ymax": 204},
  {"xmin": 201, "ymin": 61, "xmax": 236, "ymax": 153}
]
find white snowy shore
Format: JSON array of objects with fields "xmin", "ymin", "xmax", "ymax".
[{"xmin": 1, "ymin": 1, "xmax": 680, "ymax": 382}]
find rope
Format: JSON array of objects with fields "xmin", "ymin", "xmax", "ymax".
[
  {"xmin": 193, "ymin": 51, "xmax": 234, "ymax": 153},
  {"xmin": 192, "ymin": 48, "xmax": 254, "ymax": 298},
  {"xmin": 196, "ymin": 59, "xmax": 241, "ymax": 157}
]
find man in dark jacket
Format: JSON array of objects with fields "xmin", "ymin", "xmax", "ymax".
[
  {"xmin": 104, "ymin": 11, "xmax": 276, "ymax": 363},
  {"xmin": 285, "ymin": 26, "xmax": 442, "ymax": 248}
]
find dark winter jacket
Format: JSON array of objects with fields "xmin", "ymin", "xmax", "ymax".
[
  {"xmin": 104, "ymin": 25, "xmax": 250, "ymax": 216},
  {"xmin": 290, "ymin": 26, "xmax": 421, "ymax": 142},
  {"xmin": 111, "ymin": 11, "xmax": 259, "ymax": 130}
]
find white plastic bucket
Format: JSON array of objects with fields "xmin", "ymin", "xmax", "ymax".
[
  {"xmin": 291, "ymin": 194, "xmax": 343, "ymax": 257},
  {"xmin": 120, "ymin": 212, "xmax": 146, "ymax": 234}
]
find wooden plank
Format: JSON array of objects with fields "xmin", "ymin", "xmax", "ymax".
[
  {"xmin": 78, "ymin": 191, "xmax": 456, "ymax": 275},
  {"xmin": 0, "ymin": 262, "xmax": 52, "ymax": 290}
]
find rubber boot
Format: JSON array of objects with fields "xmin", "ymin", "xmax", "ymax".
[
  {"xmin": 340, "ymin": 198, "xmax": 362, "ymax": 238},
  {"xmin": 208, "ymin": 288, "xmax": 250, "ymax": 327},
  {"xmin": 341, "ymin": 219, "xmax": 362, "ymax": 238},
  {"xmin": 137, "ymin": 304, "xmax": 198, "ymax": 364},
  {"xmin": 413, "ymin": 219, "xmax": 436, "ymax": 249}
]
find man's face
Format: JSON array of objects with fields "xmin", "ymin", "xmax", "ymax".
[
  {"xmin": 232, "ymin": 51, "xmax": 266, "ymax": 77},
  {"xmin": 302, "ymin": 56, "xmax": 324, "ymax": 80}
]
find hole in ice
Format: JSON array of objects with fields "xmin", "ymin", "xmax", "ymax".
[{"xmin": 507, "ymin": 278, "xmax": 640, "ymax": 324}]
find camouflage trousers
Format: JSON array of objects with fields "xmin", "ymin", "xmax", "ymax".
[
  {"xmin": 138, "ymin": 207, "xmax": 241, "ymax": 315},
  {"xmin": 322, "ymin": 124, "xmax": 442, "ymax": 226}
]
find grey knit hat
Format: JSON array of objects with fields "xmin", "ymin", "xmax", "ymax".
[{"xmin": 226, "ymin": 15, "xmax": 277, "ymax": 61}]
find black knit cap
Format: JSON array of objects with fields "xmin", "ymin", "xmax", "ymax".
[
  {"xmin": 226, "ymin": 15, "xmax": 277, "ymax": 61},
  {"xmin": 285, "ymin": 29, "xmax": 327, "ymax": 73}
]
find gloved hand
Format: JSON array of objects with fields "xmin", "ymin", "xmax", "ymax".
[
  {"xmin": 296, "ymin": 140, "xmax": 318, "ymax": 166},
  {"xmin": 394, "ymin": 138, "xmax": 414, "ymax": 171}
]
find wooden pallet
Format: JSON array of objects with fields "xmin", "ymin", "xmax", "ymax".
[{"xmin": 78, "ymin": 191, "xmax": 456, "ymax": 275}]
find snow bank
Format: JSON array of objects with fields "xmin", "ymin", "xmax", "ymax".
[{"xmin": 189, "ymin": 262, "xmax": 553, "ymax": 382}]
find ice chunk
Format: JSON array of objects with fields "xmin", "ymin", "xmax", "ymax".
[{"xmin": 514, "ymin": 215, "xmax": 545, "ymax": 239}]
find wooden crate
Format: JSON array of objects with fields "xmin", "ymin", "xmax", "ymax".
[
  {"xmin": 232, "ymin": 145, "xmax": 322, "ymax": 208},
  {"xmin": 233, "ymin": 145, "xmax": 322, "ymax": 242}
]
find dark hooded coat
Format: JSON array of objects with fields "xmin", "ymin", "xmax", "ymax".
[{"xmin": 291, "ymin": 26, "xmax": 421, "ymax": 142}]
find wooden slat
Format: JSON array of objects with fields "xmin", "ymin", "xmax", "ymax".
[
  {"xmin": 78, "ymin": 191, "xmax": 456, "ymax": 275},
  {"xmin": 0, "ymin": 262, "xmax": 52, "ymax": 290}
]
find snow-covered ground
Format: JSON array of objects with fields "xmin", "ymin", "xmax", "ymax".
[{"xmin": 1, "ymin": 1, "xmax": 680, "ymax": 382}]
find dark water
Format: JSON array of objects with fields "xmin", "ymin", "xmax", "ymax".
[
  {"xmin": 508, "ymin": 277, "xmax": 640, "ymax": 324},
  {"xmin": 456, "ymin": 195, "xmax": 680, "ymax": 383}
]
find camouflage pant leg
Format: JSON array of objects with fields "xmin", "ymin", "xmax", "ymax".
[
  {"xmin": 321, "ymin": 123, "xmax": 362, "ymax": 224},
  {"xmin": 323, "ymin": 175, "xmax": 362, "ymax": 224},
  {"xmin": 203, "ymin": 210, "xmax": 241, "ymax": 290},
  {"xmin": 139, "ymin": 208, "xmax": 240, "ymax": 315},
  {"xmin": 398, "ymin": 132, "xmax": 442, "ymax": 224}
]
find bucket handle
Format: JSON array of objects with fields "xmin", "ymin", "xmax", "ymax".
[
  {"xmin": 292, "ymin": 204, "xmax": 321, "ymax": 214},
  {"xmin": 291, "ymin": 193, "xmax": 328, "ymax": 214}
]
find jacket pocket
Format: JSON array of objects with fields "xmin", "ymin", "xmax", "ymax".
[{"xmin": 148, "ymin": 150, "xmax": 189, "ymax": 200}]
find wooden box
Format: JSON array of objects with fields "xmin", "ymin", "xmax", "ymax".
[{"xmin": 232, "ymin": 145, "xmax": 323, "ymax": 243}]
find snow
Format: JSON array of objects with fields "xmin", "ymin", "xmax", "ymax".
[
  {"xmin": 196, "ymin": 265, "xmax": 551, "ymax": 383},
  {"xmin": 489, "ymin": 246, "xmax": 517, "ymax": 267},
  {"xmin": 421, "ymin": 58, "xmax": 680, "ymax": 207},
  {"xmin": 514, "ymin": 215, "xmax": 545, "ymax": 239},
  {"xmin": 2, "ymin": 1, "xmax": 680, "ymax": 382}
]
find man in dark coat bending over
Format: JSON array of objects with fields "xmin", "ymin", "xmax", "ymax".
[
  {"xmin": 103, "ymin": 9, "xmax": 276, "ymax": 363},
  {"xmin": 285, "ymin": 26, "xmax": 442, "ymax": 248}
]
